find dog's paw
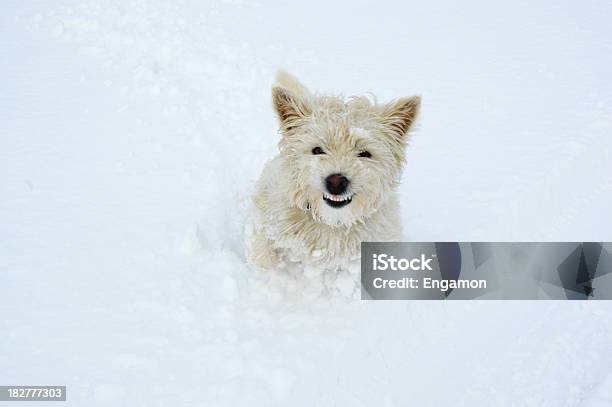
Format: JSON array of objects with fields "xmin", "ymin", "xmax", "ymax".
[
  {"xmin": 248, "ymin": 236, "xmax": 282, "ymax": 270},
  {"xmin": 251, "ymin": 252, "xmax": 282, "ymax": 270}
]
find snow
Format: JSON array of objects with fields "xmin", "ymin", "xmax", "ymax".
[{"xmin": 2, "ymin": 0, "xmax": 612, "ymax": 405}]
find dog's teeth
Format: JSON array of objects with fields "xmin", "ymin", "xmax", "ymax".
[{"xmin": 323, "ymin": 193, "xmax": 353, "ymax": 203}]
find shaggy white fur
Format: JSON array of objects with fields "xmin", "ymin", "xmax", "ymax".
[{"xmin": 247, "ymin": 71, "xmax": 421, "ymax": 269}]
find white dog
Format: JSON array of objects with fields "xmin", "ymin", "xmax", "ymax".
[{"xmin": 247, "ymin": 71, "xmax": 420, "ymax": 270}]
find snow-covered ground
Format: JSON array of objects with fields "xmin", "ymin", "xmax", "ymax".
[{"xmin": 2, "ymin": 0, "xmax": 612, "ymax": 405}]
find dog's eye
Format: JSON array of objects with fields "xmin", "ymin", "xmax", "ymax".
[
  {"xmin": 312, "ymin": 147, "xmax": 325, "ymax": 155},
  {"xmin": 358, "ymin": 150, "xmax": 372, "ymax": 158}
]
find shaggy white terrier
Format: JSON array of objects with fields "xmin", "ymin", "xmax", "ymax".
[{"xmin": 248, "ymin": 71, "xmax": 421, "ymax": 270}]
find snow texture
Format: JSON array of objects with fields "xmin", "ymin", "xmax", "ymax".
[{"xmin": 2, "ymin": 0, "xmax": 612, "ymax": 406}]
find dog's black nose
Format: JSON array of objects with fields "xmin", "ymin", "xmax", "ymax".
[{"xmin": 325, "ymin": 173, "xmax": 349, "ymax": 195}]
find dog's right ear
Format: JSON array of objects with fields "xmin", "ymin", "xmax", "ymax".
[
  {"xmin": 272, "ymin": 71, "xmax": 312, "ymax": 134},
  {"xmin": 272, "ymin": 86, "xmax": 311, "ymax": 134}
]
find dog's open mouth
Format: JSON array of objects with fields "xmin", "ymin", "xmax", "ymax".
[{"xmin": 323, "ymin": 193, "xmax": 354, "ymax": 208}]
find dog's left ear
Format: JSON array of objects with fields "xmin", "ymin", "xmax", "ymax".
[{"xmin": 380, "ymin": 96, "xmax": 421, "ymax": 139}]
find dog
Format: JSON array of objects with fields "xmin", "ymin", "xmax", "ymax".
[{"xmin": 247, "ymin": 71, "xmax": 421, "ymax": 270}]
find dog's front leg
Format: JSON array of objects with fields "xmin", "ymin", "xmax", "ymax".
[{"xmin": 248, "ymin": 231, "xmax": 282, "ymax": 270}]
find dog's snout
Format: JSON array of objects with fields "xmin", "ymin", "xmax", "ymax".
[{"xmin": 325, "ymin": 173, "xmax": 349, "ymax": 195}]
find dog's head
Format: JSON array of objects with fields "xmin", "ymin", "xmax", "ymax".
[{"xmin": 272, "ymin": 71, "xmax": 421, "ymax": 227}]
